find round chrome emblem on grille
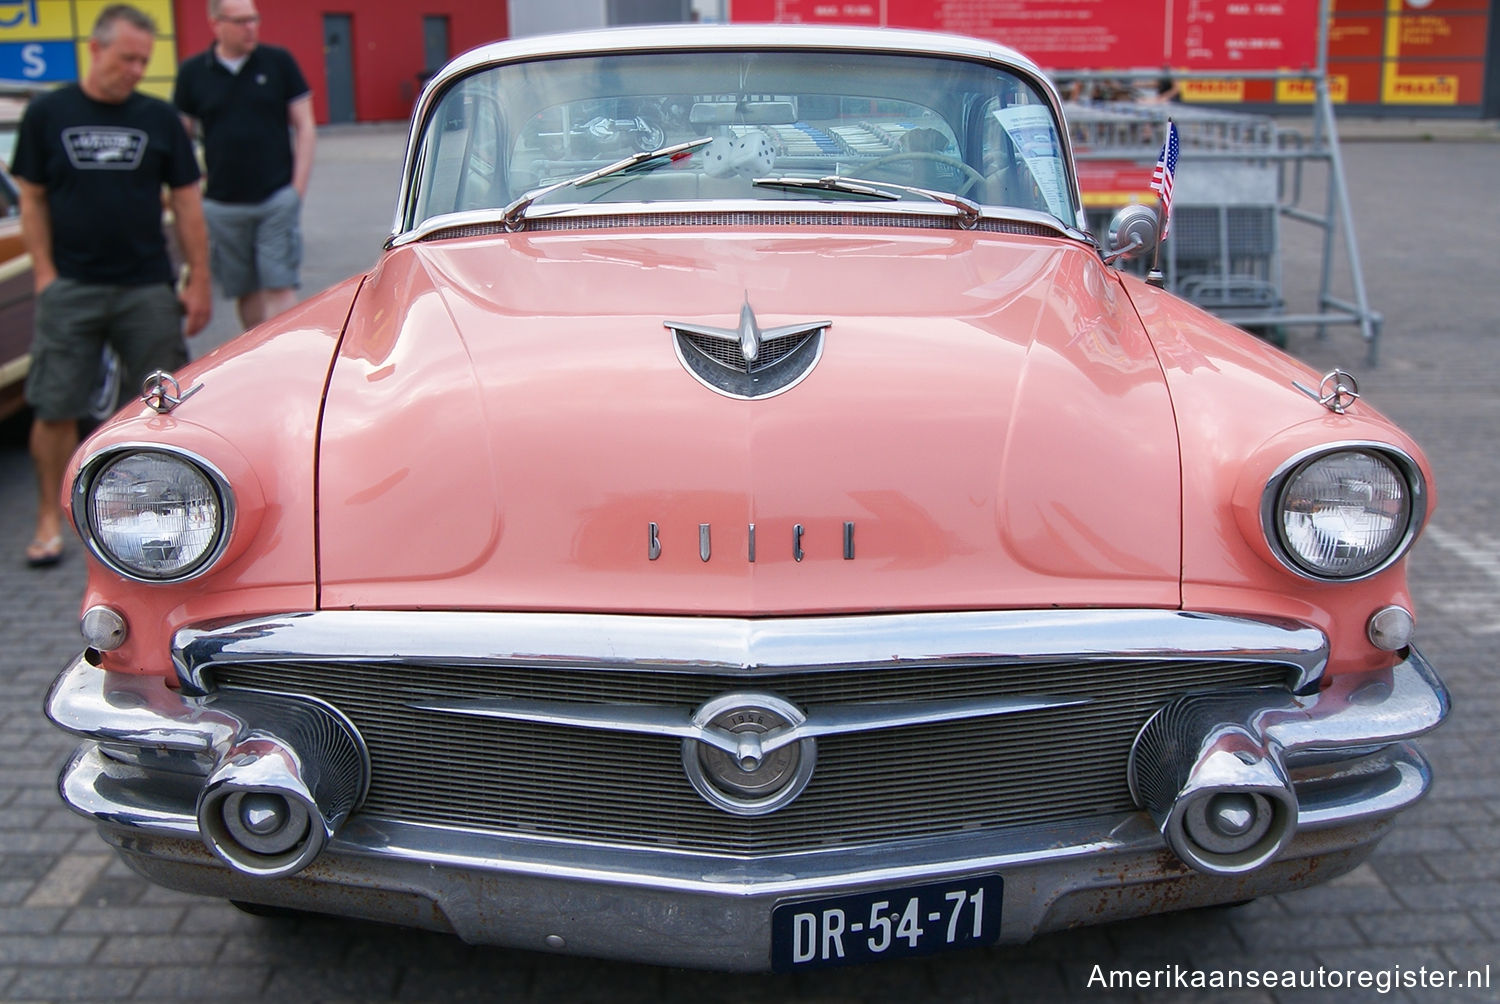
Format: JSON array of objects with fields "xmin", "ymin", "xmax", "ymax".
[{"xmin": 682, "ymin": 693, "xmax": 816, "ymax": 816}]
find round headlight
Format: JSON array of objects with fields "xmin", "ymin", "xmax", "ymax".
[
  {"xmin": 78, "ymin": 449, "xmax": 230, "ymax": 581},
  {"xmin": 1272, "ymin": 449, "xmax": 1414, "ymax": 580}
]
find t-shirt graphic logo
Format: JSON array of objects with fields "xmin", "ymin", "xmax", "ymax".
[{"xmin": 62, "ymin": 127, "xmax": 148, "ymax": 170}]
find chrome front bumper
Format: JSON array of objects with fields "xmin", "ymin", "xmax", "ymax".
[{"xmin": 46, "ymin": 612, "xmax": 1448, "ymax": 971}]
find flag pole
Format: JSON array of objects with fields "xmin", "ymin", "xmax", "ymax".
[{"xmin": 1147, "ymin": 118, "xmax": 1177, "ymax": 289}]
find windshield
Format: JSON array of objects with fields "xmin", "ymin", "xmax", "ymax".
[{"xmin": 407, "ymin": 49, "xmax": 1078, "ymax": 231}]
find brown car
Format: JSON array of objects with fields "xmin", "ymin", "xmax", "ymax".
[{"xmin": 0, "ymin": 157, "xmax": 34, "ymax": 422}]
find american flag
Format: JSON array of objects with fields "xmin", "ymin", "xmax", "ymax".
[{"xmin": 1150, "ymin": 120, "xmax": 1180, "ymax": 239}]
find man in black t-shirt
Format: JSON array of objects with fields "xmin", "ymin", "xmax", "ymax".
[
  {"xmin": 11, "ymin": 4, "xmax": 211, "ymax": 567},
  {"xmin": 174, "ymin": 0, "xmax": 316, "ymax": 330}
]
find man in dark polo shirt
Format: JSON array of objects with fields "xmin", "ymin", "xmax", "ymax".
[
  {"xmin": 11, "ymin": 4, "xmax": 212, "ymax": 567},
  {"xmin": 174, "ymin": 0, "xmax": 315, "ymax": 330}
]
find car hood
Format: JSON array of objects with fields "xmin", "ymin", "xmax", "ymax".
[{"xmin": 317, "ymin": 228, "xmax": 1181, "ymax": 614}]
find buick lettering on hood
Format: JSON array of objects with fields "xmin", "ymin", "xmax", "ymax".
[{"xmin": 46, "ymin": 25, "xmax": 1447, "ymax": 972}]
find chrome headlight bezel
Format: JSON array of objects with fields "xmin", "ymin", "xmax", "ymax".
[
  {"xmin": 1260, "ymin": 443, "xmax": 1426, "ymax": 583},
  {"xmin": 71, "ymin": 445, "xmax": 236, "ymax": 584}
]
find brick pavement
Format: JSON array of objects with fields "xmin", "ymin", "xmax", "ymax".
[{"xmin": 0, "ymin": 128, "xmax": 1495, "ymax": 1002}]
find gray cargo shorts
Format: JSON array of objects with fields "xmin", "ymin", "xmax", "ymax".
[
  {"xmin": 25, "ymin": 278, "xmax": 186, "ymax": 422},
  {"xmin": 203, "ymin": 184, "xmax": 303, "ymax": 299}
]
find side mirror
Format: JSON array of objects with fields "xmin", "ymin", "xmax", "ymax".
[{"xmin": 1103, "ymin": 203, "xmax": 1159, "ymax": 264}]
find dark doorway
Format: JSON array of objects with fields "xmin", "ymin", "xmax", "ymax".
[
  {"xmin": 607, "ymin": 0, "xmax": 691, "ymax": 25},
  {"xmin": 422, "ymin": 15, "xmax": 451, "ymax": 80},
  {"xmin": 323, "ymin": 14, "xmax": 356, "ymax": 123}
]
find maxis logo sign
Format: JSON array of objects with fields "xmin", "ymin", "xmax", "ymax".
[{"xmin": 0, "ymin": 0, "xmax": 77, "ymax": 81}]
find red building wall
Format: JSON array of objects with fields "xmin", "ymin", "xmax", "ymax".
[{"xmin": 172, "ymin": 1, "xmax": 510, "ymax": 123}]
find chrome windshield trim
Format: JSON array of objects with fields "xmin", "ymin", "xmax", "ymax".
[
  {"xmin": 387, "ymin": 201, "xmax": 1079, "ymax": 250},
  {"xmin": 172, "ymin": 610, "xmax": 1328, "ymax": 695},
  {"xmin": 391, "ymin": 23, "xmax": 1081, "ymax": 240}
]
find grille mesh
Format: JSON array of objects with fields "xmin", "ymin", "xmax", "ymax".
[
  {"xmin": 683, "ymin": 330, "xmax": 815, "ymax": 372},
  {"xmin": 211, "ymin": 658, "xmax": 1291, "ymax": 854}
]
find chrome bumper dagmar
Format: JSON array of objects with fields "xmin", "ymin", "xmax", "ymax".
[{"xmin": 46, "ymin": 611, "xmax": 1448, "ymax": 971}]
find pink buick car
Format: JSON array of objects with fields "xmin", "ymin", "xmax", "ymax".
[{"xmin": 46, "ymin": 25, "xmax": 1446, "ymax": 972}]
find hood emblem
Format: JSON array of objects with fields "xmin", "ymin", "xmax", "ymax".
[
  {"xmin": 681, "ymin": 693, "xmax": 817, "ymax": 815},
  {"xmin": 649, "ymin": 521, "xmax": 854, "ymax": 562},
  {"xmin": 1293, "ymin": 368, "xmax": 1360, "ymax": 414},
  {"xmin": 665, "ymin": 301, "xmax": 829, "ymax": 400}
]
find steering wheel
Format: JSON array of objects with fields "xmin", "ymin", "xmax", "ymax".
[{"xmin": 849, "ymin": 152, "xmax": 986, "ymax": 197}]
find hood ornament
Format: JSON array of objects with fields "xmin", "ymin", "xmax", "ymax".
[
  {"xmin": 736, "ymin": 301, "xmax": 761, "ymax": 364},
  {"xmin": 1293, "ymin": 369, "xmax": 1360, "ymax": 415},
  {"xmin": 665, "ymin": 300, "xmax": 829, "ymax": 400},
  {"xmin": 141, "ymin": 371, "xmax": 203, "ymax": 414}
]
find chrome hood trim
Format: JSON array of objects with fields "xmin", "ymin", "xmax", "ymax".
[{"xmin": 171, "ymin": 609, "xmax": 1328, "ymax": 695}]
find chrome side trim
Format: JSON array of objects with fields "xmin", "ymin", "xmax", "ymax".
[
  {"xmin": 45, "ymin": 655, "xmax": 372, "ymax": 805},
  {"xmin": 1261, "ymin": 645, "xmax": 1448, "ymax": 753},
  {"xmin": 410, "ymin": 692, "xmax": 1091, "ymax": 759},
  {"xmin": 1129, "ymin": 645, "xmax": 1446, "ymax": 803},
  {"xmin": 59, "ymin": 747, "xmax": 204, "ymax": 837},
  {"xmin": 171, "ymin": 610, "xmax": 1330, "ymax": 695},
  {"xmin": 46, "ymin": 655, "xmax": 238, "ymax": 764},
  {"xmin": 1292, "ymin": 748, "xmax": 1434, "ymax": 831}
]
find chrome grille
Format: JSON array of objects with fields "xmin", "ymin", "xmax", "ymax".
[
  {"xmin": 210, "ymin": 658, "xmax": 1291, "ymax": 854},
  {"xmin": 684, "ymin": 329, "xmax": 814, "ymax": 372}
]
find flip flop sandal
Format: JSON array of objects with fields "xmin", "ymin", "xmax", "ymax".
[{"xmin": 25, "ymin": 535, "xmax": 63, "ymax": 568}]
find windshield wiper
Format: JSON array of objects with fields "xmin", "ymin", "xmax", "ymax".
[
  {"xmin": 502, "ymin": 136, "xmax": 713, "ymax": 231},
  {"xmin": 751, "ymin": 175, "xmax": 900, "ymax": 201},
  {"xmin": 753, "ymin": 175, "xmax": 982, "ymax": 228}
]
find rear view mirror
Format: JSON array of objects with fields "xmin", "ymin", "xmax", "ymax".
[{"xmin": 690, "ymin": 99, "xmax": 798, "ymax": 126}]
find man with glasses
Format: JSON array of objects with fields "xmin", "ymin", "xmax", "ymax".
[{"xmin": 174, "ymin": 0, "xmax": 315, "ymax": 330}]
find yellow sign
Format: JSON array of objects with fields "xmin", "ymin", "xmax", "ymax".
[
  {"xmin": 1383, "ymin": 74, "xmax": 1459, "ymax": 105},
  {"xmin": 1182, "ymin": 79, "xmax": 1246, "ymax": 102},
  {"xmin": 0, "ymin": 1, "xmax": 74, "ymax": 41},
  {"xmin": 0, "ymin": 0, "xmax": 176, "ymax": 93},
  {"xmin": 1276, "ymin": 76, "xmax": 1349, "ymax": 104},
  {"xmin": 75, "ymin": 0, "xmax": 175, "ymax": 38}
]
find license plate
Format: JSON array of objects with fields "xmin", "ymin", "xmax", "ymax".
[{"xmin": 770, "ymin": 876, "xmax": 1003, "ymax": 971}]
